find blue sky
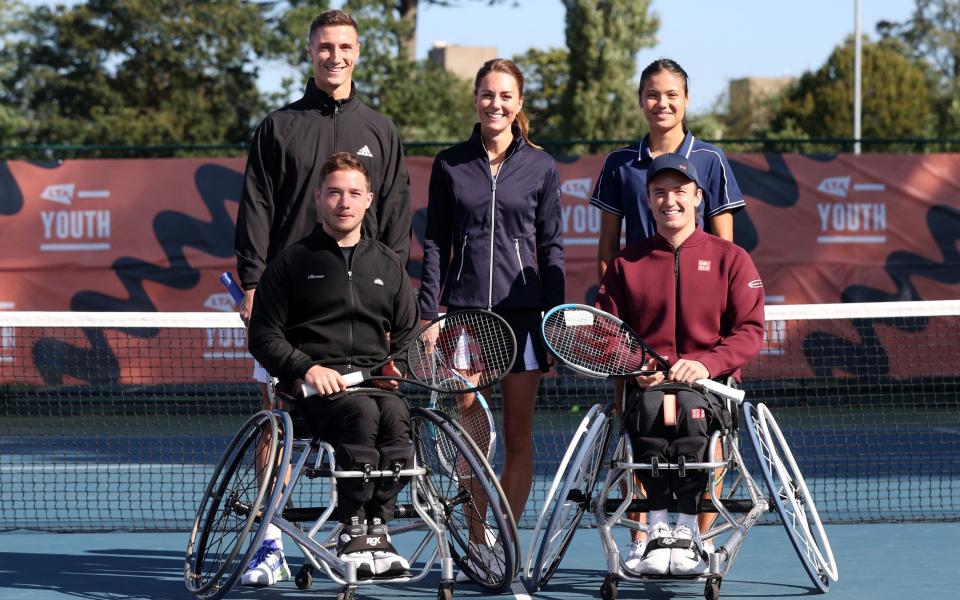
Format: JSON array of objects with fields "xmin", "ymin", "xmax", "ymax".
[
  {"xmin": 413, "ymin": 0, "xmax": 916, "ymax": 112},
  {"xmin": 26, "ymin": 0, "xmax": 918, "ymax": 113}
]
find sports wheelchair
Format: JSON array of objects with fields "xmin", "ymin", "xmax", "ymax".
[
  {"xmin": 184, "ymin": 388, "xmax": 520, "ymax": 600},
  {"xmin": 524, "ymin": 384, "xmax": 839, "ymax": 600}
]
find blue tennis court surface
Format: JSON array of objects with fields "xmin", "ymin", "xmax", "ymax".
[{"xmin": 1, "ymin": 523, "xmax": 957, "ymax": 599}]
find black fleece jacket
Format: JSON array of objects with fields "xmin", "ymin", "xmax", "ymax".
[{"xmin": 248, "ymin": 226, "xmax": 419, "ymax": 383}]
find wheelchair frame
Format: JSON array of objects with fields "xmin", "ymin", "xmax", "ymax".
[
  {"xmin": 524, "ymin": 395, "xmax": 838, "ymax": 600},
  {"xmin": 185, "ymin": 397, "xmax": 520, "ymax": 600}
]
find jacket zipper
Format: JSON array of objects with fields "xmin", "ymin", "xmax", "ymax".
[
  {"xmin": 456, "ymin": 234, "xmax": 469, "ymax": 281},
  {"xmin": 486, "ymin": 147, "xmax": 517, "ymax": 310},
  {"xmin": 673, "ymin": 245, "xmax": 681, "ymax": 359},
  {"xmin": 514, "ymin": 238, "xmax": 527, "ymax": 285},
  {"xmin": 345, "ymin": 246, "xmax": 355, "ymax": 373},
  {"xmin": 333, "ymin": 103, "xmax": 339, "ymax": 149}
]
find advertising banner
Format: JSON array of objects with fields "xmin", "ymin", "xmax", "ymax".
[{"xmin": 1, "ymin": 154, "xmax": 957, "ymax": 384}]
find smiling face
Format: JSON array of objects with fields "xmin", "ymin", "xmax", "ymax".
[
  {"xmin": 647, "ymin": 170, "xmax": 702, "ymax": 239},
  {"xmin": 307, "ymin": 24, "xmax": 358, "ymax": 100},
  {"xmin": 474, "ymin": 71, "xmax": 522, "ymax": 139},
  {"xmin": 640, "ymin": 70, "xmax": 689, "ymax": 134},
  {"xmin": 315, "ymin": 167, "xmax": 372, "ymax": 243}
]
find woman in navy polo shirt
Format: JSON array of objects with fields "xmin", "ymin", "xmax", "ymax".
[
  {"xmin": 420, "ymin": 59, "xmax": 565, "ymax": 543},
  {"xmin": 591, "ymin": 58, "xmax": 746, "ymax": 279},
  {"xmin": 589, "ymin": 58, "xmax": 745, "ymax": 571}
]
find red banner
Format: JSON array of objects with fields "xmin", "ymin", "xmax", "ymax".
[{"xmin": 0, "ymin": 154, "xmax": 957, "ymax": 384}]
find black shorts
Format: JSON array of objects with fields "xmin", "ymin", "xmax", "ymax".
[{"xmin": 448, "ymin": 306, "xmax": 549, "ymax": 373}]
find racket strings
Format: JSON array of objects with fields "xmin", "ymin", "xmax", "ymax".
[
  {"xmin": 409, "ymin": 312, "xmax": 515, "ymax": 391},
  {"xmin": 543, "ymin": 310, "xmax": 649, "ymax": 375}
]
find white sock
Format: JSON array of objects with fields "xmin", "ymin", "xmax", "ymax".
[
  {"xmin": 676, "ymin": 513, "xmax": 700, "ymax": 542},
  {"xmin": 649, "ymin": 509, "xmax": 669, "ymax": 533},
  {"xmin": 264, "ymin": 524, "xmax": 283, "ymax": 547}
]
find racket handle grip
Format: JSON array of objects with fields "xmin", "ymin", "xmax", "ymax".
[
  {"xmin": 341, "ymin": 371, "xmax": 365, "ymax": 386},
  {"xmin": 300, "ymin": 371, "xmax": 366, "ymax": 398},
  {"xmin": 695, "ymin": 378, "xmax": 745, "ymax": 403},
  {"xmin": 219, "ymin": 272, "xmax": 244, "ymax": 304}
]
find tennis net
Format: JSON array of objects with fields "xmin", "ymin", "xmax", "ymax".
[{"xmin": 1, "ymin": 301, "xmax": 958, "ymax": 531}]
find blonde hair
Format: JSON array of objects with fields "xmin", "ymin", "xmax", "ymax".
[{"xmin": 473, "ymin": 58, "xmax": 541, "ymax": 150}]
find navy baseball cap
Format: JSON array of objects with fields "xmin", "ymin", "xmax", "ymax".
[{"xmin": 647, "ymin": 153, "xmax": 702, "ymax": 189}]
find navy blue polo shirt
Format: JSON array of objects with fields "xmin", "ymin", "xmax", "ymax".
[{"xmin": 589, "ymin": 131, "xmax": 745, "ymax": 244}]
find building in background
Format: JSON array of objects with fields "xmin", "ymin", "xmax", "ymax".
[
  {"xmin": 726, "ymin": 76, "xmax": 794, "ymax": 137},
  {"xmin": 428, "ymin": 42, "xmax": 498, "ymax": 80}
]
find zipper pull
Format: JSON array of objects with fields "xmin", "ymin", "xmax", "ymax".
[
  {"xmin": 347, "ymin": 270, "xmax": 352, "ymax": 281},
  {"xmin": 674, "ymin": 248, "xmax": 680, "ymax": 274},
  {"xmin": 491, "ymin": 177, "xmax": 497, "ymax": 192}
]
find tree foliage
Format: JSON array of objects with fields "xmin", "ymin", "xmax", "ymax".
[
  {"xmin": 559, "ymin": 0, "xmax": 657, "ymax": 143},
  {"xmin": 0, "ymin": 0, "xmax": 280, "ymax": 148},
  {"xmin": 512, "ymin": 47, "xmax": 568, "ymax": 141},
  {"xmin": 878, "ymin": 0, "xmax": 960, "ymax": 137},
  {"xmin": 767, "ymin": 36, "xmax": 932, "ymax": 140}
]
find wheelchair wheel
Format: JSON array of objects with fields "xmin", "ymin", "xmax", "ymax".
[
  {"xmin": 411, "ymin": 406, "xmax": 519, "ymax": 593},
  {"xmin": 744, "ymin": 402, "xmax": 838, "ymax": 592},
  {"xmin": 185, "ymin": 410, "xmax": 291, "ymax": 599},
  {"xmin": 525, "ymin": 403, "xmax": 612, "ymax": 591}
]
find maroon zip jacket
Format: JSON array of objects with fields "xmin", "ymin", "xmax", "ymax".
[{"xmin": 595, "ymin": 228, "xmax": 764, "ymax": 381}]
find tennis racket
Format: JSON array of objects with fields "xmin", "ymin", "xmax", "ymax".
[
  {"xmin": 300, "ymin": 309, "xmax": 516, "ymax": 397},
  {"xmin": 219, "ymin": 272, "xmax": 244, "ymax": 304},
  {"xmin": 541, "ymin": 304, "xmax": 744, "ymax": 403},
  {"xmin": 430, "ymin": 375, "xmax": 497, "ymax": 462}
]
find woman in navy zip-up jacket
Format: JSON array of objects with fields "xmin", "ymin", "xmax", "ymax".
[{"xmin": 420, "ymin": 59, "xmax": 565, "ymax": 536}]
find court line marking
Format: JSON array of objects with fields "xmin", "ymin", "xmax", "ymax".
[{"xmin": 511, "ymin": 580, "xmax": 531, "ymax": 600}]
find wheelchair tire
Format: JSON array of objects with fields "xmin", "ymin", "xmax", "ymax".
[
  {"xmin": 184, "ymin": 410, "xmax": 292, "ymax": 599},
  {"xmin": 411, "ymin": 407, "xmax": 520, "ymax": 593},
  {"xmin": 744, "ymin": 402, "xmax": 838, "ymax": 593},
  {"xmin": 525, "ymin": 403, "xmax": 612, "ymax": 591}
]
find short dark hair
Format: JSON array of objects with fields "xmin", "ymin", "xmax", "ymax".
[
  {"xmin": 320, "ymin": 152, "xmax": 371, "ymax": 190},
  {"xmin": 309, "ymin": 10, "xmax": 358, "ymax": 42}
]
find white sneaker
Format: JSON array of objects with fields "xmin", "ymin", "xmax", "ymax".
[
  {"xmin": 368, "ymin": 518, "xmax": 410, "ymax": 577},
  {"xmin": 241, "ymin": 539, "xmax": 290, "ymax": 586},
  {"xmin": 336, "ymin": 518, "xmax": 374, "ymax": 579},
  {"xmin": 637, "ymin": 523, "xmax": 672, "ymax": 575},
  {"xmin": 623, "ymin": 538, "xmax": 647, "ymax": 572},
  {"xmin": 669, "ymin": 524, "xmax": 708, "ymax": 575}
]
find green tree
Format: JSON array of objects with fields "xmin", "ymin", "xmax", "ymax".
[
  {"xmin": 0, "ymin": 0, "xmax": 27, "ymax": 142},
  {"xmin": 0, "ymin": 0, "xmax": 275, "ymax": 150},
  {"xmin": 877, "ymin": 0, "xmax": 960, "ymax": 138},
  {"xmin": 512, "ymin": 47, "xmax": 568, "ymax": 141},
  {"xmin": 560, "ymin": 0, "xmax": 658, "ymax": 146},
  {"xmin": 767, "ymin": 36, "xmax": 932, "ymax": 141}
]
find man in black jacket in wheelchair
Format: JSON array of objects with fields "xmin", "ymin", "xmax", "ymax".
[
  {"xmin": 595, "ymin": 154, "xmax": 764, "ymax": 576},
  {"xmin": 247, "ymin": 152, "xmax": 420, "ymax": 584}
]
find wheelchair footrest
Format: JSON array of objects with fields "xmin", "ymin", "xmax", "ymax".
[
  {"xmin": 281, "ymin": 504, "xmax": 431, "ymax": 523},
  {"xmin": 603, "ymin": 498, "xmax": 755, "ymax": 513}
]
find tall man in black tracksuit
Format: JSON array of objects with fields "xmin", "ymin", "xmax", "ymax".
[{"xmin": 247, "ymin": 153, "xmax": 420, "ymax": 582}]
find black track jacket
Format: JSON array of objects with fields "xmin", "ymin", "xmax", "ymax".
[
  {"xmin": 236, "ymin": 80, "xmax": 411, "ymax": 289},
  {"xmin": 248, "ymin": 226, "xmax": 419, "ymax": 383}
]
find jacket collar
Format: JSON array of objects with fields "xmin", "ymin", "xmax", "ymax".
[
  {"xmin": 638, "ymin": 130, "xmax": 695, "ymax": 162},
  {"xmin": 303, "ymin": 79, "xmax": 358, "ymax": 113},
  {"xmin": 469, "ymin": 123, "xmax": 526, "ymax": 157},
  {"xmin": 652, "ymin": 227, "xmax": 707, "ymax": 250},
  {"xmin": 311, "ymin": 224, "xmax": 369, "ymax": 248}
]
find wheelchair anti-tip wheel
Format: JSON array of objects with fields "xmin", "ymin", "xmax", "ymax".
[
  {"xmin": 744, "ymin": 402, "xmax": 839, "ymax": 593},
  {"xmin": 411, "ymin": 406, "xmax": 519, "ymax": 593},
  {"xmin": 184, "ymin": 410, "xmax": 291, "ymax": 600},
  {"xmin": 525, "ymin": 403, "xmax": 612, "ymax": 591}
]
